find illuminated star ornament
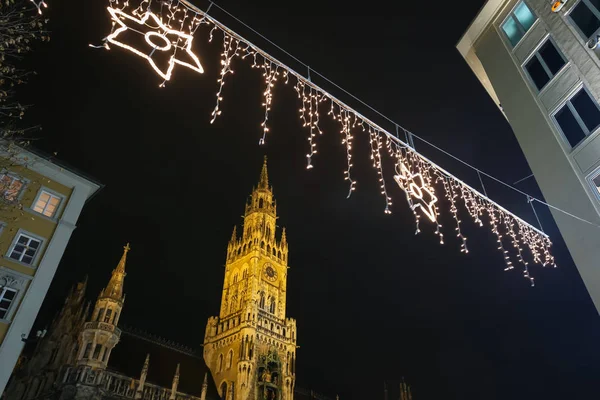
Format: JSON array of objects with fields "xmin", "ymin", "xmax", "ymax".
[
  {"xmin": 105, "ymin": 7, "xmax": 204, "ymax": 82},
  {"xmin": 30, "ymin": 0, "xmax": 47, "ymax": 14},
  {"xmin": 394, "ymin": 162, "xmax": 438, "ymax": 223},
  {"xmin": 99, "ymin": 0, "xmax": 560, "ymax": 285}
]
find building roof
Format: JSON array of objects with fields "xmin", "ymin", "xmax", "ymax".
[
  {"xmin": 22, "ymin": 143, "xmax": 104, "ymax": 202},
  {"xmin": 0, "ymin": 140, "xmax": 104, "ymax": 202},
  {"xmin": 456, "ymin": 0, "xmax": 505, "ymax": 57},
  {"xmin": 107, "ymin": 329, "xmax": 221, "ymax": 400}
]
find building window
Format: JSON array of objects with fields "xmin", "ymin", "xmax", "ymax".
[
  {"xmin": 588, "ymin": 168, "xmax": 600, "ymax": 198},
  {"xmin": 269, "ymin": 298, "xmax": 276, "ymax": 314},
  {"xmin": 33, "ymin": 190, "xmax": 62, "ymax": 218},
  {"xmin": 569, "ymin": 0, "xmax": 600, "ymax": 39},
  {"xmin": 226, "ymin": 350, "xmax": 233, "ymax": 369},
  {"xmin": 501, "ymin": 1, "xmax": 537, "ymax": 47},
  {"xmin": 0, "ymin": 286, "xmax": 17, "ymax": 319},
  {"xmin": 83, "ymin": 343, "xmax": 92, "ymax": 359},
  {"xmin": 525, "ymin": 39, "xmax": 566, "ymax": 90},
  {"xmin": 104, "ymin": 309, "xmax": 112, "ymax": 323},
  {"xmin": 92, "ymin": 344, "xmax": 102, "ymax": 360},
  {"xmin": 554, "ymin": 87, "xmax": 600, "ymax": 148},
  {"xmin": 0, "ymin": 174, "xmax": 24, "ymax": 202},
  {"xmin": 8, "ymin": 233, "xmax": 42, "ymax": 265}
]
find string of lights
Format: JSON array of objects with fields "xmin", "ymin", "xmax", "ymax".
[{"xmin": 99, "ymin": 0, "xmax": 557, "ymax": 284}]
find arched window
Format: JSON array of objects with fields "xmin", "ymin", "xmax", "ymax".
[
  {"xmin": 227, "ymin": 350, "xmax": 234, "ymax": 369},
  {"xmin": 261, "ymin": 241, "xmax": 265, "ymax": 250},
  {"xmin": 104, "ymin": 309, "xmax": 112, "ymax": 323},
  {"xmin": 243, "ymin": 244, "xmax": 247, "ymax": 252},
  {"xmin": 278, "ymin": 250, "xmax": 281, "ymax": 259},
  {"xmin": 272, "ymin": 248, "xmax": 276, "ymax": 256},
  {"xmin": 218, "ymin": 354, "xmax": 224, "ymax": 372},
  {"xmin": 259, "ymin": 198, "xmax": 264, "ymax": 208},
  {"xmin": 220, "ymin": 382, "xmax": 228, "ymax": 398},
  {"xmin": 233, "ymin": 274, "xmax": 238, "ymax": 284},
  {"xmin": 259, "ymin": 292, "xmax": 266, "ymax": 309},
  {"xmin": 267, "ymin": 245, "xmax": 271, "ymax": 254},
  {"xmin": 269, "ymin": 298, "xmax": 276, "ymax": 314},
  {"xmin": 291, "ymin": 353, "xmax": 295, "ymax": 374},
  {"xmin": 243, "ymin": 269, "xmax": 248, "ymax": 279},
  {"xmin": 96, "ymin": 308, "xmax": 105, "ymax": 322}
]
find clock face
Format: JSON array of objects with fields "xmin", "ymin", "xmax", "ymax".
[{"xmin": 264, "ymin": 264, "xmax": 278, "ymax": 282}]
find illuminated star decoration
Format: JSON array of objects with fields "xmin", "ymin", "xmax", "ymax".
[
  {"xmin": 30, "ymin": 0, "xmax": 47, "ymax": 14},
  {"xmin": 106, "ymin": 7, "xmax": 204, "ymax": 82},
  {"xmin": 394, "ymin": 162, "xmax": 438, "ymax": 223}
]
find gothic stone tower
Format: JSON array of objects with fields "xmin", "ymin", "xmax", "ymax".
[
  {"xmin": 204, "ymin": 158, "xmax": 297, "ymax": 400},
  {"xmin": 75, "ymin": 244, "xmax": 128, "ymax": 369}
]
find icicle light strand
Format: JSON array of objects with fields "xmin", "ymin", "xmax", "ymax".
[{"xmin": 100, "ymin": 0, "xmax": 557, "ymax": 280}]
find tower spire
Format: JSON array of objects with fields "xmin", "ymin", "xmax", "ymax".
[
  {"xmin": 116, "ymin": 243, "xmax": 130, "ymax": 273},
  {"xmin": 135, "ymin": 354, "xmax": 150, "ymax": 399},
  {"xmin": 258, "ymin": 156, "xmax": 269, "ymax": 189},
  {"xmin": 103, "ymin": 243, "xmax": 130, "ymax": 300}
]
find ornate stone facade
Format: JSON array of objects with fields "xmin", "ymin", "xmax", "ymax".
[
  {"xmin": 4, "ymin": 246, "xmax": 213, "ymax": 400},
  {"xmin": 204, "ymin": 158, "xmax": 297, "ymax": 400}
]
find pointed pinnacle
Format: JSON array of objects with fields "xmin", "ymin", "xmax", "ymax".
[
  {"xmin": 116, "ymin": 243, "xmax": 131, "ymax": 273},
  {"xmin": 259, "ymin": 156, "xmax": 269, "ymax": 189}
]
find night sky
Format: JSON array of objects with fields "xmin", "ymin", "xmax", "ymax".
[{"xmin": 18, "ymin": 0, "xmax": 600, "ymax": 399}]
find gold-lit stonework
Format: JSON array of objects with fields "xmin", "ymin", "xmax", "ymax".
[{"xmin": 204, "ymin": 158, "xmax": 297, "ymax": 400}]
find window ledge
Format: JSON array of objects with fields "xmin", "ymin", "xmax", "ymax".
[
  {"xmin": 23, "ymin": 207, "xmax": 58, "ymax": 224},
  {"xmin": 1, "ymin": 255, "xmax": 37, "ymax": 270}
]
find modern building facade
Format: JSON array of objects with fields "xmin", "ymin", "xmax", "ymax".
[
  {"xmin": 458, "ymin": 0, "xmax": 600, "ymax": 313},
  {"xmin": 0, "ymin": 143, "xmax": 101, "ymax": 394},
  {"xmin": 204, "ymin": 158, "xmax": 297, "ymax": 400},
  {"xmin": 4, "ymin": 245, "xmax": 220, "ymax": 400}
]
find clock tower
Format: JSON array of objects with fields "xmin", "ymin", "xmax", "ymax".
[{"xmin": 204, "ymin": 158, "xmax": 297, "ymax": 400}]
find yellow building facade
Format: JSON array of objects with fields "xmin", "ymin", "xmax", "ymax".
[
  {"xmin": 0, "ymin": 143, "xmax": 101, "ymax": 395},
  {"xmin": 204, "ymin": 159, "xmax": 297, "ymax": 400}
]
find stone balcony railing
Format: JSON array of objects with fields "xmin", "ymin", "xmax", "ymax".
[
  {"xmin": 83, "ymin": 321, "xmax": 122, "ymax": 337},
  {"xmin": 61, "ymin": 366, "xmax": 200, "ymax": 400}
]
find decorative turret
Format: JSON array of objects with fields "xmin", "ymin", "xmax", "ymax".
[
  {"xmin": 135, "ymin": 354, "xmax": 150, "ymax": 399},
  {"xmin": 399, "ymin": 379, "xmax": 412, "ymax": 400},
  {"xmin": 200, "ymin": 373, "xmax": 208, "ymax": 400},
  {"xmin": 76, "ymin": 244, "xmax": 130, "ymax": 369},
  {"xmin": 168, "ymin": 364, "xmax": 180, "ymax": 400},
  {"xmin": 384, "ymin": 382, "xmax": 388, "ymax": 400}
]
